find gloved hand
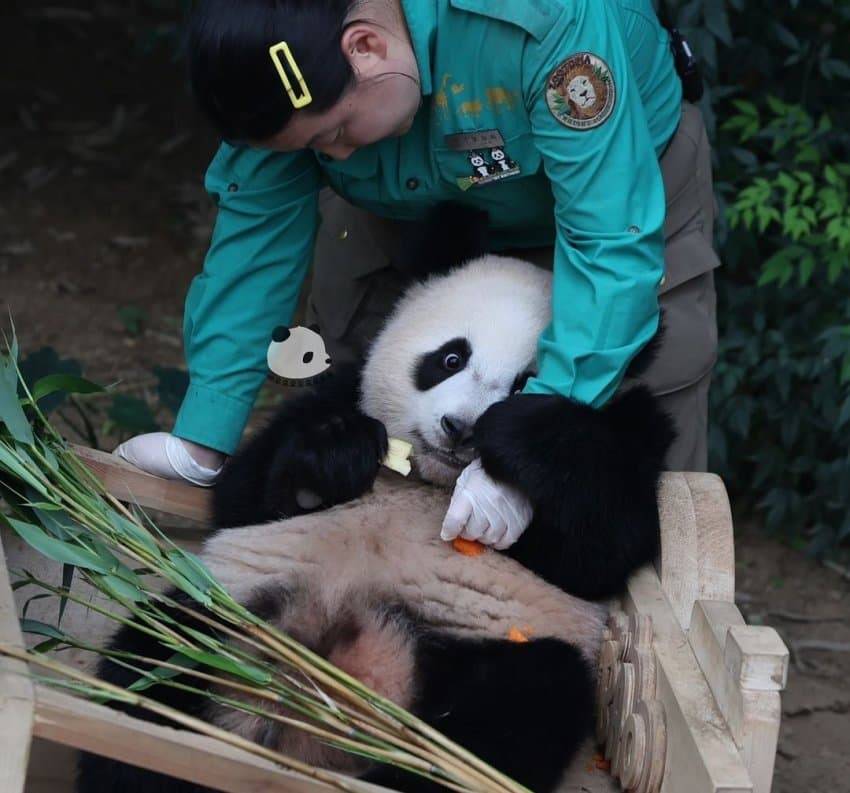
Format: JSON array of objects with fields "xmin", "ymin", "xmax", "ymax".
[
  {"xmin": 440, "ymin": 458, "xmax": 533, "ymax": 550},
  {"xmin": 115, "ymin": 432, "xmax": 225, "ymax": 487}
]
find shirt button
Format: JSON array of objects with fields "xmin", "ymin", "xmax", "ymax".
[
  {"xmin": 227, "ymin": 183, "xmax": 239, "ymax": 192},
  {"xmin": 406, "ymin": 177, "xmax": 420, "ymax": 191},
  {"xmin": 627, "ymin": 225, "xmax": 640, "ymax": 234}
]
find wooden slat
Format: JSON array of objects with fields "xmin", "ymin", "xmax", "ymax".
[
  {"xmin": 71, "ymin": 444, "xmax": 211, "ymax": 524},
  {"xmin": 33, "ymin": 685, "xmax": 389, "ymax": 793},
  {"xmin": 623, "ymin": 568, "xmax": 753, "ymax": 793},
  {"xmin": 655, "ymin": 473, "xmax": 736, "ymax": 630},
  {"xmin": 689, "ymin": 600, "xmax": 788, "ymax": 793},
  {"xmin": 0, "ymin": 532, "xmax": 35, "ymax": 793}
]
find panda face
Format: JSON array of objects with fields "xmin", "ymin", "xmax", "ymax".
[
  {"xmin": 409, "ymin": 335, "xmax": 535, "ymax": 479},
  {"xmin": 360, "ymin": 255, "xmax": 552, "ymax": 487}
]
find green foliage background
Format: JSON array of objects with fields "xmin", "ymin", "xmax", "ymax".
[{"xmin": 655, "ymin": 0, "xmax": 850, "ymax": 553}]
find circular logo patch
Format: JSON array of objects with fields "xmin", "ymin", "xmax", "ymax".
[{"xmin": 546, "ymin": 52, "xmax": 616, "ymax": 131}]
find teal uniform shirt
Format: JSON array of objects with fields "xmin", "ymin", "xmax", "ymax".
[{"xmin": 174, "ymin": 0, "xmax": 682, "ymax": 454}]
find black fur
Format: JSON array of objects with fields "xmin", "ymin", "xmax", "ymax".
[
  {"xmin": 212, "ymin": 363, "xmax": 388, "ymax": 528},
  {"xmin": 78, "ymin": 590, "xmax": 594, "ymax": 793},
  {"xmin": 405, "ymin": 202, "xmax": 490, "ymax": 280},
  {"xmin": 363, "ymin": 635, "xmax": 595, "ymax": 793},
  {"xmin": 474, "ymin": 386, "xmax": 676, "ymax": 599},
  {"xmin": 76, "ymin": 589, "xmax": 217, "ymax": 793}
]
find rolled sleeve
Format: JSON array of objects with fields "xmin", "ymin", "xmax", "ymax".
[
  {"xmin": 520, "ymin": 1, "xmax": 666, "ymax": 407},
  {"xmin": 173, "ymin": 143, "xmax": 321, "ymax": 454}
]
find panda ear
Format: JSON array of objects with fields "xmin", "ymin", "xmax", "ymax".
[{"xmin": 272, "ymin": 326, "xmax": 291, "ymax": 343}]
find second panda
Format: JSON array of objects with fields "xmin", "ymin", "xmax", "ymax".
[{"xmin": 79, "ymin": 219, "xmax": 674, "ymax": 793}]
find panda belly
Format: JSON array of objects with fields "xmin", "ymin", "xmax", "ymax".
[
  {"xmin": 196, "ymin": 474, "xmax": 606, "ymax": 790},
  {"xmin": 202, "ymin": 473, "xmax": 607, "ymax": 662},
  {"xmin": 79, "ymin": 477, "xmax": 605, "ymax": 793},
  {"xmin": 205, "ymin": 584, "xmax": 420, "ymax": 775}
]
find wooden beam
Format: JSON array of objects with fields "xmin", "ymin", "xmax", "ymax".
[
  {"xmin": 623, "ymin": 568, "xmax": 753, "ymax": 793},
  {"xmin": 0, "ymin": 533, "xmax": 35, "ymax": 793},
  {"xmin": 71, "ymin": 444, "xmax": 211, "ymax": 524},
  {"xmin": 32, "ymin": 685, "xmax": 389, "ymax": 793},
  {"xmin": 689, "ymin": 600, "xmax": 788, "ymax": 793},
  {"xmin": 655, "ymin": 473, "xmax": 735, "ymax": 631}
]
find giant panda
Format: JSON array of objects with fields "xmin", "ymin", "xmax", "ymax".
[{"xmin": 78, "ymin": 207, "xmax": 674, "ymax": 793}]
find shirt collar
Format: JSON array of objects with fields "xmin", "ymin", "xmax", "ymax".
[{"xmin": 400, "ymin": 0, "xmax": 438, "ymax": 96}]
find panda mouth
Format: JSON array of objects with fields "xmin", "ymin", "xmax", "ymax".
[{"xmin": 413, "ymin": 432, "xmax": 472, "ymax": 469}]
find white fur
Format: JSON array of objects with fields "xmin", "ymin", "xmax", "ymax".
[{"xmin": 360, "ymin": 256, "xmax": 552, "ymax": 485}]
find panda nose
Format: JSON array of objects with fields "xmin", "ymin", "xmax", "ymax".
[{"xmin": 441, "ymin": 415, "xmax": 473, "ymax": 447}]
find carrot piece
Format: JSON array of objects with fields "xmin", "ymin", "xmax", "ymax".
[
  {"xmin": 508, "ymin": 627, "xmax": 530, "ymax": 643},
  {"xmin": 452, "ymin": 538, "xmax": 486, "ymax": 557}
]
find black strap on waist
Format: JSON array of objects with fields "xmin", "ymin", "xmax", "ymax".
[{"xmin": 656, "ymin": 1, "xmax": 705, "ymax": 103}]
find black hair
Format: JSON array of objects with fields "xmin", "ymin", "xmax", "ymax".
[{"xmin": 186, "ymin": 0, "xmax": 359, "ymax": 142}]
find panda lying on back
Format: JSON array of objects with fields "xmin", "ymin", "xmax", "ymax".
[{"xmin": 79, "ymin": 206, "xmax": 674, "ymax": 793}]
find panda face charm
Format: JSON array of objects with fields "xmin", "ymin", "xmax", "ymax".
[{"xmin": 267, "ymin": 325, "xmax": 332, "ymax": 387}]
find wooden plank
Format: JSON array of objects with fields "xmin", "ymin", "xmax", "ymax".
[
  {"xmin": 0, "ymin": 532, "xmax": 35, "ymax": 793},
  {"xmin": 32, "ymin": 685, "xmax": 390, "ymax": 793},
  {"xmin": 689, "ymin": 601, "xmax": 787, "ymax": 793},
  {"xmin": 623, "ymin": 568, "xmax": 753, "ymax": 793},
  {"xmin": 71, "ymin": 444, "xmax": 211, "ymax": 524},
  {"xmin": 655, "ymin": 473, "xmax": 735, "ymax": 631}
]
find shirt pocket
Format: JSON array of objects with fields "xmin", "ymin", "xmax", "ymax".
[{"xmin": 433, "ymin": 132, "xmax": 542, "ymax": 193}]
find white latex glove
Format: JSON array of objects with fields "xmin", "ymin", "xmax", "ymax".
[
  {"xmin": 115, "ymin": 432, "xmax": 224, "ymax": 487},
  {"xmin": 441, "ymin": 458, "xmax": 533, "ymax": 550}
]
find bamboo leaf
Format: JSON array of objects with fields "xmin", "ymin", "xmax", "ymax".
[
  {"xmin": 33, "ymin": 504, "xmax": 81, "ymax": 541},
  {"xmin": 108, "ymin": 512, "xmax": 160, "ymax": 557},
  {"xmin": 91, "ymin": 572, "xmax": 149, "ymax": 604},
  {"xmin": 33, "ymin": 638, "xmax": 65, "ymax": 653},
  {"xmin": 22, "ymin": 593, "xmax": 53, "ymax": 620},
  {"xmin": 172, "ymin": 645, "xmax": 273, "ymax": 685},
  {"xmin": 127, "ymin": 652, "xmax": 198, "ymax": 693},
  {"xmin": 20, "ymin": 618, "xmax": 67, "ymax": 642},
  {"xmin": 167, "ymin": 548, "xmax": 219, "ymax": 589},
  {"xmin": 58, "ymin": 563, "xmax": 75, "ymax": 625},
  {"xmin": 6, "ymin": 517, "xmax": 112, "ymax": 573},
  {"xmin": 31, "ymin": 374, "xmax": 104, "ymax": 404},
  {"xmin": 0, "ymin": 347, "xmax": 34, "ymax": 446}
]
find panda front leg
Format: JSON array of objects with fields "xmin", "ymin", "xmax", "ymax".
[
  {"xmin": 361, "ymin": 634, "xmax": 595, "ymax": 793},
  {"xmin": 212, "ymin": 364, "xmax": 388, "ymax": 528},
  {"xmin": 473, "ymin": 386, "xmax": 676, "ymax": 600}
]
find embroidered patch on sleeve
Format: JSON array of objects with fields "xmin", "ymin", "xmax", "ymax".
[{"xmin": 546, "ymin": 52, "xmax": 616, "ymax": 131}]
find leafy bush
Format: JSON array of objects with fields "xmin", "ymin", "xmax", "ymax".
[{"xmin": 657, "ymin": 0, "xmax": 850, "ymax": 552}]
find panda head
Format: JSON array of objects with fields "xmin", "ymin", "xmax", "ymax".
[{"xmin": 360, "ymin": 256, "xmax": 552, "ymax": 486}]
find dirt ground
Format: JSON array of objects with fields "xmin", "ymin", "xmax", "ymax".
[{"xmin": 2, "ymin": 2, "xmax": 849, "ymax": 791}]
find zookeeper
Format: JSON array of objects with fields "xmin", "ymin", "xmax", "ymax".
[{"xmin": 118, "ymin": 0, "xmax": 721, "ymax": 546}]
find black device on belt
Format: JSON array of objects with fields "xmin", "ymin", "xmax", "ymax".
[{"xmin": 668, "ymin": 27, "xmax": 704, "ymax": 102}]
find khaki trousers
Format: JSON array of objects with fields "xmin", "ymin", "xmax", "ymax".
[{"xmin": 307, "ymin": 103, "xmax": 720, "ymax": 472}]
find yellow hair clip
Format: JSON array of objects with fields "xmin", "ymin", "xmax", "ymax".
[{"xmin": 268, "ymin": 41, "xmax": 313, "ymax": 109}]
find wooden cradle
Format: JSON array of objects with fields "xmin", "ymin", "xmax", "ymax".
[{"xmin": 0, "ymin": 447, "xmax": 788, "ymax": 793}]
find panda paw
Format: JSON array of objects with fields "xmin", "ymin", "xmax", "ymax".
[
  {"xmin": 264, "ymin": 405, "xmax": 389, "ymax": 517},
  {"xmin": 472, "ymin": 388, "xmax": 675, "ymax": 599}
]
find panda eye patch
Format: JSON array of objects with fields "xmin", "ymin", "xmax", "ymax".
[
  {"xmin": 414, "ymin": 338, "xmax": 471, "ymax": 391},
  {"xmin": 303, "ymin": 351, "xmax": 314, "ymax": 364}
]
